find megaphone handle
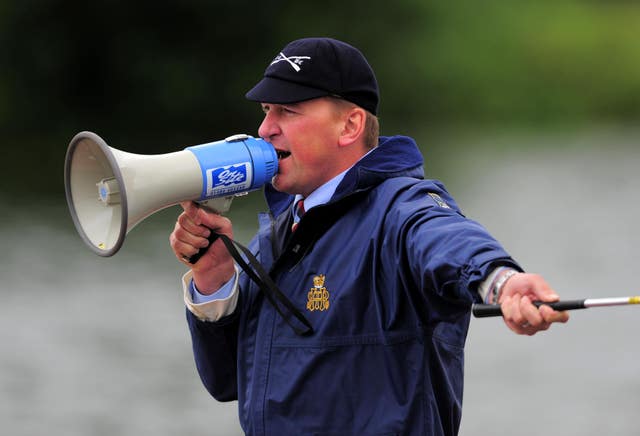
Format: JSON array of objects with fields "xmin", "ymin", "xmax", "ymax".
[
  {"xmin": 187, "ymin": 232, "xmax": 220, "ymax": 264},
  {"xmin": 185, "ymin": 197, "xmax": 235, "ymax": 264}
]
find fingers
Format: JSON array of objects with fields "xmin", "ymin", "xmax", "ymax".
[
  {"xmin": 180, "ymin": 201, "xmax": 232, "ymax": 237},
  {"xmin": 180, "ymin": 201, "xmax": 203, "ymax": 224},
  {"xmin": 539, "ymin": 303, "xmax": 570, "ymax": 324},
  {"xmin": 178, "ymin": 210, "xmax": 211, "ymax": 239},
  {"xmin": 501, "ymin": 294, "xmax": 569, "ymax": 336},
  {"xmin": 171, "ymin": 206, "xmax": 210, "ymax": 256},
  {"xmin": 497, "ymin": 272, "xmax": 569, "ymax": 335},
  {"xmin": 170, "ymin": 202, "xmax": 233, "ymax": 267},
  {"xmin": 170, "ymin": 216, "xmax": 210, "ymax": 263},
  {"xmin": 501, "ymin": 295, "xmax": 546, "ymax": 335}
]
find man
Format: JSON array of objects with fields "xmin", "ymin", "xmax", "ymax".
[{"xmin": 170, "ymin": 37, "xmax": 569, "ymax": 435}]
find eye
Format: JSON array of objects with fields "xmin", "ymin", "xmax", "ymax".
[{"xmin": 281, "ymin": 105, "xmax": 297, "ymax": 114}]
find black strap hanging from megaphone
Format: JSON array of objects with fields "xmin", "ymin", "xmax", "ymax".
[{"xmin": 190, "ymin": 232, "xmax": 313, "ymax": 336}]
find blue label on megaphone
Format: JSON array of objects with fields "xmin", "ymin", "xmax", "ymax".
[
  {"xmin": 206, "ymin": 162, "xmax": 252, "ymax": 197},
  {"xmin": 186, "ymin": 135, "xmax": 277, "ymax": 201}
]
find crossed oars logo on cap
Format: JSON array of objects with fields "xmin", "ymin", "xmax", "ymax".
[{"xmin": 271, "ymin": 52, "xmax": 311, "ymax": 72}]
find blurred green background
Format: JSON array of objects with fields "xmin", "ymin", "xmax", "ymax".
[{"xmin": 1, "ymin": 0, "xmax": 638, "ymax": 202}]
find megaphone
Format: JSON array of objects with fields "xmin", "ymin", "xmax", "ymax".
[{"xmin": 64, "ymin": 131, "xmax": 278, "ymax": 257}]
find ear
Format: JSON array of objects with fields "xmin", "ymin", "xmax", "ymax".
[{"xmin": 338, "ymin": 106, "xmax": 366, "ymax": 147}]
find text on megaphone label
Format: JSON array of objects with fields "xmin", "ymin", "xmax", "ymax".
[{"xmin": 205, "ymin": 162, "xmax": 253, "ymax": 197}]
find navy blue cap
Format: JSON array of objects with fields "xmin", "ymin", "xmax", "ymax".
[{"xmin": 246, "ymin": 38, "xmax": 379, "ymax": 115}]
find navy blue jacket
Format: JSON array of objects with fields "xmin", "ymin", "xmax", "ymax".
[{"xmin": 187, "ymin": 136, "xmax": 520, "ymax": 435}]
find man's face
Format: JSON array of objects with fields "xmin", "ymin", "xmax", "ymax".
[{"xmin": 258, "ymin": 98, "xmax": 345, "ymax": 197}]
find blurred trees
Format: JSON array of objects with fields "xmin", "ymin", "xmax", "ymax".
[{"xmin": 0, "ymin": 0, "xmax": 638, "ymax": 197}]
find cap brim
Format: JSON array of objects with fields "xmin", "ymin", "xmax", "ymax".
[{"xmin": 245, "ymin": 76, "xmax": 329, "ymax": 104}]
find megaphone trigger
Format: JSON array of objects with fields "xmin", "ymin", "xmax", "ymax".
[{"xmin": 198, "ymin": 196, "xmax": 235, "ymax": 215}]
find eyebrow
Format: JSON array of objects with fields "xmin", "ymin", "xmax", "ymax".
[{"xmin": 261, "ymin": 102, "xmax": 302, "ymax": 112}]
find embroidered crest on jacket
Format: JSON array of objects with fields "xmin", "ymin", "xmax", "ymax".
[{"xmin": 307, "ymin": 274, "xmax": 330, "ymax": 312}]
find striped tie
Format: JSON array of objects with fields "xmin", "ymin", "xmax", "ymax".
[{"xmin": 291, "ymin": 199, "xmax": 305, "ymax": 232}]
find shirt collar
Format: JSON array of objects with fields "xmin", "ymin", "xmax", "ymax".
[{"xmin": 292, "ymin": 148, "xmax": 375, "ymax": 220}]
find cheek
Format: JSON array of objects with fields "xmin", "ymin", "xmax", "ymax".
[
  {"xmin": 293, "ymin": 123, "xmax": 338, "ymax": 157},
  {"xmin": 285, "ymin": 113, "xmax": 341, "ymax": 167},
  {"xmin": 292, "ymin": 141, "xmax": 330, "ymax": 168},
  {"xmin": 287, "ymin": 128, "xmax": 318, "ymax": 163}
]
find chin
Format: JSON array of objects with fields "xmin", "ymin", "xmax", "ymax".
[{"xmin": 271, "ymin": 176, "xmax": 290, "ymax": 194}]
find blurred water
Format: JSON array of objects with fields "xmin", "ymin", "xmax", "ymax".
[
  {"xmin": 1, "ymin": 130, "xmax": 639, "ymax": 435},
  {"xmin": 457, "ymin": 132, "xmax": 640, "ymax": 436}
]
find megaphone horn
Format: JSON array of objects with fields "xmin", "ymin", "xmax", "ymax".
[{"xmin": 64, "ymin": 131, "xmax": 278, "ymax": 257}]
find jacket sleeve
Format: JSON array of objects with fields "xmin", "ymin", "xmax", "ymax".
[
  {"xmin": 393, "ymin": 181, "xmax": 522, "ymax": 305},
  {"xmin": 186, "ymin": 306, "xmax": 240, "ymax": 402}
]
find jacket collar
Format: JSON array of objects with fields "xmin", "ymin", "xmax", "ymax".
[{"xmin": 264, "ymin": 135, "xmax": 424, "ymax": 216}]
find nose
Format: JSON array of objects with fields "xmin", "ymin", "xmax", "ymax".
[{"xmin": 258, "ymin": 110, "xmax": 280, "ymax": 141}]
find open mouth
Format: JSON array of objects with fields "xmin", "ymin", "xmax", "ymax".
[{"xmin": 276, "ymin": 150, "xmax": 291, "ymax": 160}]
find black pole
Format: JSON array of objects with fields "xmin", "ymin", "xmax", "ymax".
[{"xmin": 472, "ymin": 299, "xmax": 587, "ymax": 318}]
